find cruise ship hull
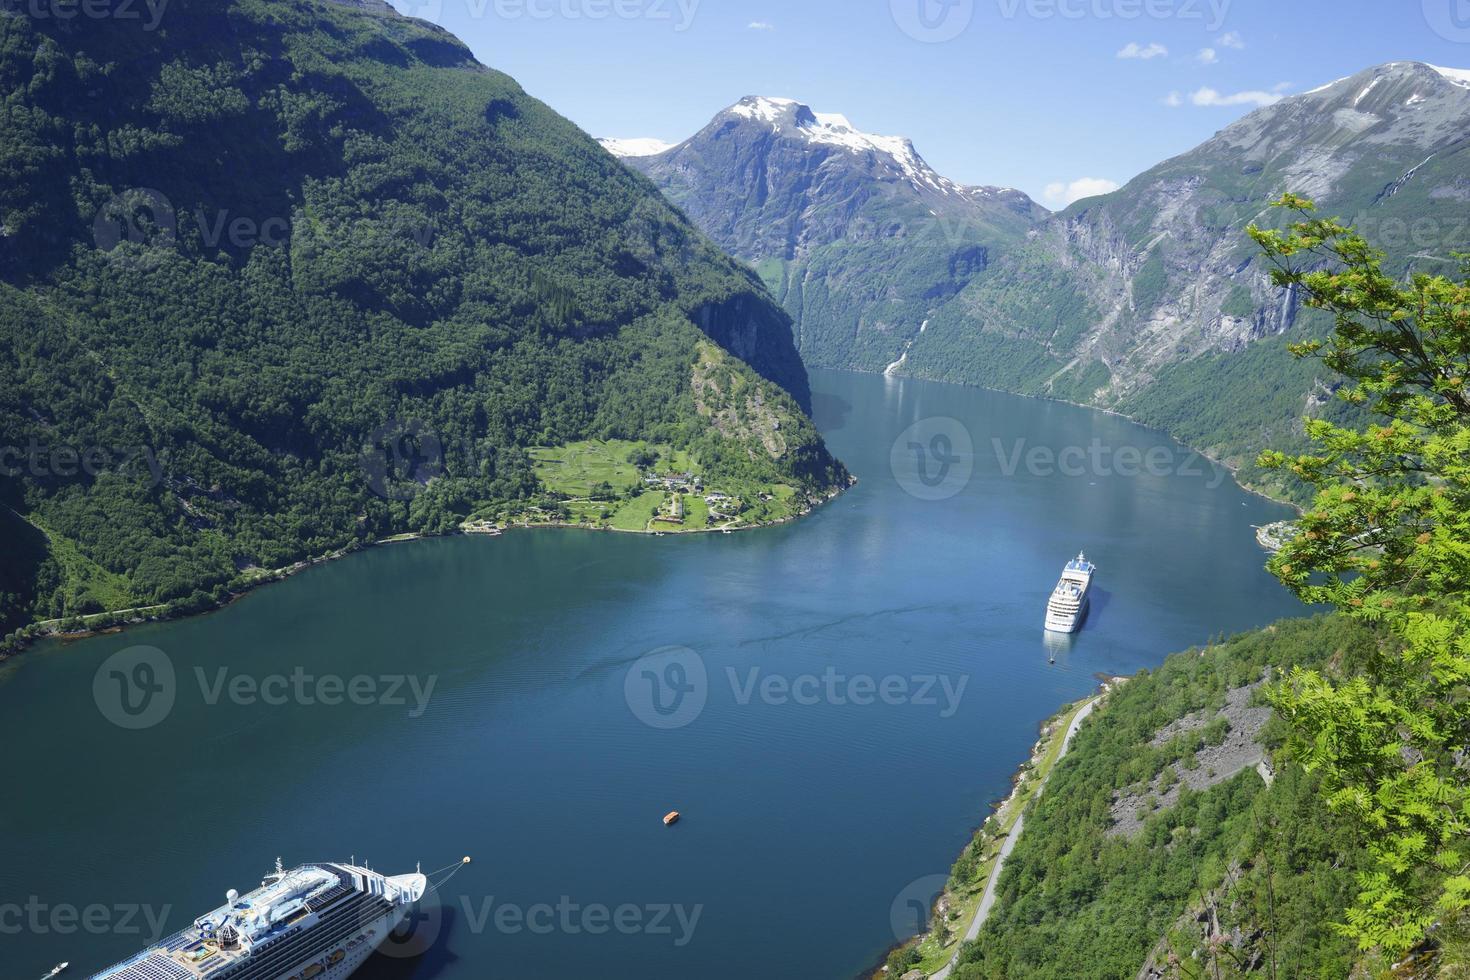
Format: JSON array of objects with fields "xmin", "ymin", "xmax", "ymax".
[
  {"xmin": 90, "ymin": 863, "xmax": 427, "ymax": 980},
  {"xmin": 1043, "ymin": 593, "xmax": 1089, "ymax": 634},
  {"xmin": 1044, "ymin": 553, "xmax": 1096, "ymax": 635}
]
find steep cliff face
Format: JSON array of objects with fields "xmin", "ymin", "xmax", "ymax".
[
  {"xmin": 898, "ymin": 62, "xmax": 1470, "ymax": 490},
  {"xmin": 609, "ymin": 97, "xmax": 1046, "ymax": 373}
]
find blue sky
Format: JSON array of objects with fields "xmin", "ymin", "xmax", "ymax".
[{"xmin": 394, "ymin": 0, "xmax": 1470, "ymax": 207}]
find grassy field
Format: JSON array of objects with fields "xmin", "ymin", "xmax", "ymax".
[
  {"xmin": 28, "ymin": 516, "xmax": 140, "ymax": 614},
  {"xmin": 530, "ymin": 440, "xmax": 695, "ymax": 498},
  {"xmin": 495, "ymin": 439, "xmax": 801, "ymax": 533}
]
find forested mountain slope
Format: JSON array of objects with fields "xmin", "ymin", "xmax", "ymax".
[
  {"xmin": 951, "ymin": 618, "xmax": 1381, "ymax": 979},
  {"xmin": 0, "ymin": 0, "xmax": 847, "ymax": 644}
]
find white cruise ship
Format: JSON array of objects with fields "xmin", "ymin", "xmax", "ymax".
[
  {"xmin": 1044, "ymin": 553, "xmax": 1095, "ymax": 634},
  {"xmin": 90, "ymin": 860, "xmax": 426, "ymax": 980}
]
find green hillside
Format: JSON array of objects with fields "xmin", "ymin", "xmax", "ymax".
[
  {"xmin": 0, "ymin": 0, "xmax": 847, "ymax": 647},
  {"xmin": 952, "ymin": 618, "xmax": 1378, "ymax": 979}
]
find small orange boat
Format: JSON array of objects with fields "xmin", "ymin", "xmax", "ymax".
[{"xmin": 663, "ymin": 811, "xmax": 680, "ymax": 826}]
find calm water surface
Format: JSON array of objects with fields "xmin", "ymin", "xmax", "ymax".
[{"xmin": 1, "ymin": 370, "xmax": 1303, "ymax": 979}]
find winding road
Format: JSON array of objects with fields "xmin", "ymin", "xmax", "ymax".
[{"xmin": 930, "ymin": 695, "xmax": 1101, "ymax": 980}]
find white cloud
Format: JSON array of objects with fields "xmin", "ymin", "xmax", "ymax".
[
  {"xmin": 1196, "ymin": 47, "xmax": 1219, "ymax": 65},
  {"xmin": 1043, "ymin": 177, "xmax": 1122, "ymax": 207},
  {"xmin": 1117, "ymin": 41, "xmax": 1168, "ymax": 60},
  {"xmin": 1218, "ymin": 31, "xmax": 1245, "ymax": 49},
  {"xmin": 1163, "ymin": 91, "xmax": 1184, "ymax": 107},
  {"xmin": 1188, "ymin": 86, "xmax": 1285, "ymax": 107},
  {"xmin": 747, "ymin": 21, "xmax": 775, "ymax": 31}
]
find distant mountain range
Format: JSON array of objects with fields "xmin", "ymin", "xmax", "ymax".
[{"xmin": 609, "ymin": 64, "xmax": 1470, "ymax": 497}]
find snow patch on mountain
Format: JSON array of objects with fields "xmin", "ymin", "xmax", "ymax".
[
  {"xmin": 598, "ymin": 137, "xmax": 677, "ymax": 158},
  {"xmin": 1428, "ymin": 64, "xmax": 1470, "ymax": 89},
  {"xmin": 1304, "ymin": 76, "xmax": 1350, "ymax": 96}
]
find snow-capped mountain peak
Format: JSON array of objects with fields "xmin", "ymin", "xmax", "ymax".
[
  {"xmin": 723, "ymin": 95, "xmax": 999, "ymax": 199},
  {"xmin": 728, "ymin": 95, "xmax": 801, "ymax": 125},
  {"xmin": 1302, "ymin": 61, "xmax": 1470, "ymax": 99}
]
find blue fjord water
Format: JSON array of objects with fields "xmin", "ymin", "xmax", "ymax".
[{"xmin": 0, "ymin": 369, "xmax": 1303, "ymax": 979}]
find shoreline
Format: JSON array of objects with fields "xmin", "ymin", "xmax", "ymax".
[
  {"xmin": 869, "ymin": 677, "xmax": 1126, "ymax": 979},
  {"xmin": 0, "ymin": 479, "xmax": 853, "ymax": 662},
  {"xmin": 871, "ymin": 367, "xmax": 1304, "ymax": 513}
]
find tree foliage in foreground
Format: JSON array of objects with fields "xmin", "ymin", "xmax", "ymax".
[{"xmin": 1251, "ymin": 194, "xmax": 1470, "ymax": 955}]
